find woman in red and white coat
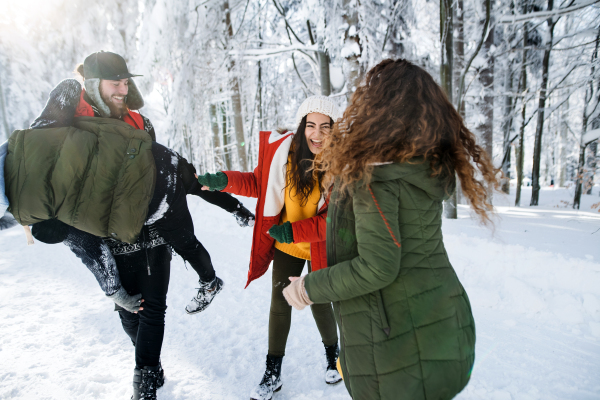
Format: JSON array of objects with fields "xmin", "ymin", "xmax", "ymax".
[{"xmin": 198, "ymin": 96, "xmax": 342, "ymax": 400}]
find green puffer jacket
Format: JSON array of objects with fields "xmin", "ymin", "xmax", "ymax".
[
  {"xmin": 5, "ymin": 116, "xmax": 155, "ymax": 244},
  {"xmin": 305, "ymin": 161, "xmax": 475, "ymax": 400}
]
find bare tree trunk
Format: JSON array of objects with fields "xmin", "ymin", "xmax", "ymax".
[
  {"xmin": 453, "ymin": 0, "xmax": 465, "ymax": 204},
  {"xmin": 573, "ymin": 27, "xmax": 599, "ymax": 208},
  {"xmin": 500, "ymin": 17, "xmax": 517, "ymax": 195},
  {"xmin": 530, "ymin": 0, "xmax": 556, "ymax": 206},
  {"xmin": 573, "ymin": 144, "xmax": 587, "ymax": 209},
  {"xmin": 225, "ymin": 0, "xmax": 248, "ymax": 171},
  {"xmin": 454, "ymin": 0, "xmax": 464, "ymax": 115},
  {"xmin": 585, "ymin": 138, "xmax": 597, "ymax": 194},
  {"xmin": 515, "ymin": 25, "xmax": 529, "ymax": 207},
  {"xmin": 221, "ymin": 104, "xmax": 233, "ymax": 170},
  {"xmin": 478, "ymin": 15, "xmax": 494, "ymax": 161},
  {"xmin": 501, "ymin": 66, "xmax": 515, "ymax": 194},
  {"xmin": 441, "ymin": 0, "xmax": 457, "ymax": 219},
  {"xmin": 257, "ymin": 61, "xmax": 263, "ymax": 131},
  {"xmin": 319, "ymin": 51, "xmax": 331, "ymax": 96},
  {"xmin": 343, "ymin": 0, "xmax": 363, "ymax": 101},
  {"xmin": 558, "ymin": 100, "xmax": 569, "ymax": 187},
  {"xmin": 209, "ymin": 104, "xmax": 224, "ymax": 171}
]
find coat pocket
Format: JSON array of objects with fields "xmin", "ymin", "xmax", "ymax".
[{"xmin": 375, "ymin": 290, "xmax": 391, "ymax": 337}]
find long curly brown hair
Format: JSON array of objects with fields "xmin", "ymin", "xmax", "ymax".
[{"xmin": 319, "ymin": 59, "xmax": 499, "ymax": 222}]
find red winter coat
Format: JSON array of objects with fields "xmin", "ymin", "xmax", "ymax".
[{"xmin": 222, "ymin": 130, "xmax": 328, "ymax": 288}]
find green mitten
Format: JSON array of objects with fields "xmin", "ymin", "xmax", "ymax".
[
  {"xmin": 197, "ymin": 171, "xmax": 228, "ymax": 191},
  {"xmin": 268, "ymin": 222, "xmax": 294, "ymax": 244}
]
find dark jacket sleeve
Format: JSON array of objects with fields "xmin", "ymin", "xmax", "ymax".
[
  {"xmin": 177, "ymin": 157, "xmax": 240, "ymax": 213},
  {"xmin": 140, "ymin": 114, "xmax": 157, "ymax": 141},
  {"xmin": 30, "ymin": 79, "xmax": 82, "ymax": 129}
]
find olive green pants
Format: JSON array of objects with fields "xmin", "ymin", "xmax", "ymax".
[{"xmin": 268, "ymin": 248, "xmax": 338, "ymax": 357}]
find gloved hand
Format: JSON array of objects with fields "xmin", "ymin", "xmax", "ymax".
[
  {"xmin": 0, "ymin": 211, "xmax": 19, "ymax": 231},
  {"xmin": 107, "ymin": 286, "xmax": 144, "ymax": 313},
  {"xmin": 197, "ymin": 172, "xmax": 228, "ymax": 191},
  {"xmin": 233, "ymin": 203, "xmax": 255, "ymax": 227},
  {"xmin": 268, "ymin": 222, "xmax": 293, "ymax": 243},
  {"xmin": 282, "ymin": 276, "xmax": 313, "ymax": 310}
]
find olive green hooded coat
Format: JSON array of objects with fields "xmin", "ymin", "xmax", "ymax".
[
  {"xmin": 5, "ymin": 116, "xmax": 155, "ymax": 243},
  {"xmin": 304, "ymin": 161, "xmax": 475, "ymax": 400}
]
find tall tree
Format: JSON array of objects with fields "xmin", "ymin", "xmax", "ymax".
[
  {"xmin": 573, "ymin": 27, "xmax": 600, "ymax": 209},
  {"xmin": 530, "ymin": 0, "xmax": 557, "ymax": 205},
  {"xmin": 441, "ymin": 0, "xmax": 457, "ymax": 219},
  {"xmin": 342, "ymin": 0, "xmax": 363, "ymax": 101},
  {"xmin": 225, "ymin": 0, "xmax": 248, "ymax": 171},
  {"xmin": 515, "ymin": 18, "xmax": 529, "ymax": 207},
  {"xmin": 477, "ymin": 3, "xmax": 494, "ymax": 164}
]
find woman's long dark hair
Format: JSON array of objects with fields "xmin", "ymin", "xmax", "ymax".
[{"xmin": 287, "ymin": 115, "xmax": 331, "ymax": 206}]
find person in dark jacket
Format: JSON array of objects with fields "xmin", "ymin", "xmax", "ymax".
[
  {"xmin": 21, "ymin": 51, "xmax": 254, "ymax": 400},
  {"xmin": 283, "ymin": 59, "xmax": 499, "ymax": 400}
]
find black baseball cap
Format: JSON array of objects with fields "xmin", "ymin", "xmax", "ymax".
[{"xmin": 83, "ymin": 51, "xmax": 142, "ymax": 80}]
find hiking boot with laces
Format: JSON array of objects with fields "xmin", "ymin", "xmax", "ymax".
[
  {"xmin": 250, "ymin": 355, "xmax": 283, "ymax": 400},
  {"xmin": 185, "ymin": 276, "xmax": 224, "ymax": 314},
  {"xmin": 324, "ymin": 343, "xmax": 342, "ymax": 384}
]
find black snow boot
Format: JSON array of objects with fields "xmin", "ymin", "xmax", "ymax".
[
  {"xmin": 156, "ymin": 361, "xmax": 165, "ymax": 389},
  {"xmin": 324, "ymin": 343, "xmax": 342, "ymax": 384},
  {"xmin": 249, "ymin": 355, "xmax": 283, "ymax": 400},
  {"xmin": 132, "ymin": 365, "xmax": 161, "ymax": 400}
]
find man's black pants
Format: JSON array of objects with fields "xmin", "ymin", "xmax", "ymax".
[{"xmin": 116, "ymin": 244, "xmax": 171, "ymax": 369}]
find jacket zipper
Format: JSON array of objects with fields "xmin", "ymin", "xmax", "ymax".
[
  {"xmin": 330, "ymin": 190, "xmax": 349, "ymax": 382},
  {"xmin": 143, "ymin": 228, "xmax": 151, "ymax": 275},
  {"xmin": 375, "ymin": 290, "xmax": 391, "ymax": 336}
]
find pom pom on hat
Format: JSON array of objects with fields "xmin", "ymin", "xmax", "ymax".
[{"xmin": 295, "ymin": 96, "xmax": 341, "ymax": 127}]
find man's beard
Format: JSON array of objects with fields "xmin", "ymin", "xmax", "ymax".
[{"xmin": 99, "ymin": 87, "xmax": 128, "ymax": 118}]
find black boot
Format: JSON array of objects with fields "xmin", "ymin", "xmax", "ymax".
[
  {"xmin": 249, "ymin": 355, "xmax": 283, "ymax": 400},
  {"xmin": 156, "ymin": 361, "xmax": 165, "ymax": 389},
  {"xmin": 132, "ymin": 365, "xmax": 161, "ymax": 400},
  {"xmin": 324, "ymin": 343, "xmax": 342, "ymax": 384}
]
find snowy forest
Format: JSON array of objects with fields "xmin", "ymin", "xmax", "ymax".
[
  {"xmin": 1, "ymin": 1, "xmax": 600, "ymax": 400},
  {"xmin": 1, "ymin": 0, "xmax": 599, "ymax": 211}
]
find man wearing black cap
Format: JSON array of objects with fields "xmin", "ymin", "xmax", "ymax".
[{"xmin": 27, "ymin": 51, "xmax": 254, "ymax": 400}]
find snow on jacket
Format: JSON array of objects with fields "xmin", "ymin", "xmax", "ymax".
[
  {"xmin": 222, "ymin": 130, "xmax": 328, "ymax": 287},
  {"xmin": 305, "ymin": 161, "xmax": 475, "ymax": 400},
  {"xmin": 5, "ymin": 116, "xmax": 155, "ymax": 244}
]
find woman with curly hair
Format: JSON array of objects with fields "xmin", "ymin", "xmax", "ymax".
[
  {"xmin": 283, "ymin": 59, "xmax": 499, "ymax": 400},
  {"xmin": 197, "ymin": 96, "xmax": 343, "ymax": 400}
]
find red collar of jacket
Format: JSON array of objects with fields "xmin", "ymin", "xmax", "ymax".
[
  {"xmin": 74, "ymin": 89, "xmax": 144, "ymax": 130},
  {"xmin": 222, "ymin": 130, "xmax": 329, "ymax": 287}
]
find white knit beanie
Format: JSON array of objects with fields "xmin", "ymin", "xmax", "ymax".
[{"xmin": 295, "ymin": 95, "xmax": 341, "ymax": 127}]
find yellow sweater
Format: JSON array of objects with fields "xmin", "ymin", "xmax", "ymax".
[{"xmin": 274, "ymin": 160, "xmax": 321, "ymax": 260}]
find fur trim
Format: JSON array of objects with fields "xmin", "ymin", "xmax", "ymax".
[
  {"xmin": 84, "ymin": 78, "xmax": 144, "ymax": 118},
  {"xmin": 84, "ymin": 78, "xmax": 111, "ymax": 117},
  {"xmin": 126, "ymin": 78, "xmax": 144, "ymax": 110}
]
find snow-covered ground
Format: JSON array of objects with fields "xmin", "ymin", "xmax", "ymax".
[{"xmin": 0, "ymin": 186, "xmax": 599, "ymax": 400}]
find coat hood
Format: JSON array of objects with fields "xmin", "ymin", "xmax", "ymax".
[{"xmin": 368, "ymin": 159, "xmax": 455, "ymax": 201}]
